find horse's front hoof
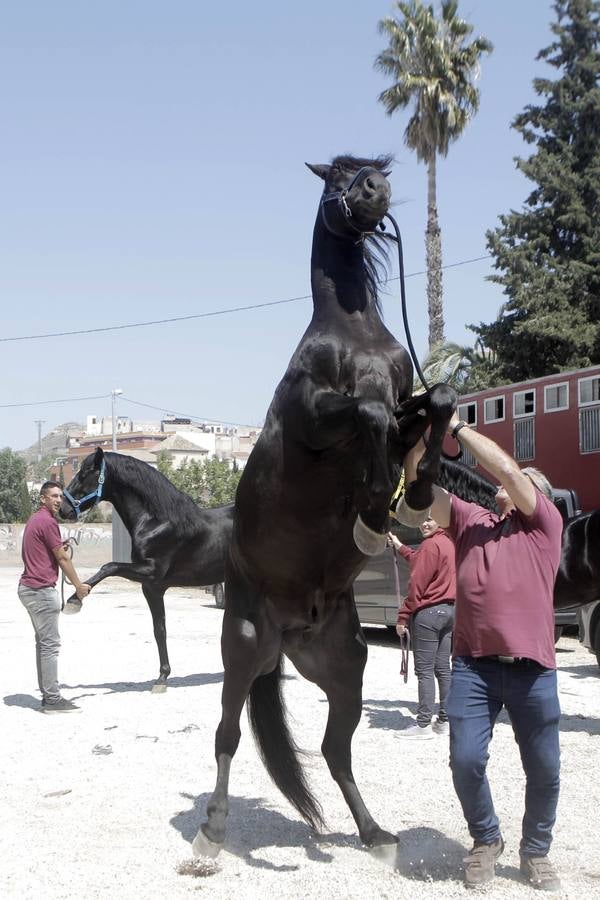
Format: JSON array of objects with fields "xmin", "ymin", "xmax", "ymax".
[
  {"xmin": 394, "ymin": 496, "xmax": 430, "ymax": 528},
  {"xmin": 62, "ymin": 596, "xmax": 82, "ymax": 615},
  {"xmin": 363, "ymin": 827, "xmax": 398, "ymax": 849},
  {"xmin": 353, "ymin": 515, "xmax": 387, "ymax": 556},
  {"xmin": 192, "ymin": 826, "xmax": 223, "ymax": 859},
  {"xmin": 151, "ymin": 681, "xmax": 167, "ymax": 694}
]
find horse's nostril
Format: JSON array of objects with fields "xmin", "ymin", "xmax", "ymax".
[{"xmin": 365, "ymin": 176, "xmax": 377, "ymax": 192}]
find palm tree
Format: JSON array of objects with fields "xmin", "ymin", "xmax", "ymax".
[
  {"xmin": 415, "ymin": 338, "xmax": 497, "ymax": 393},
  {"xmin": 375, "ymin": 1, "xmax": 492, "ymax": 349}
]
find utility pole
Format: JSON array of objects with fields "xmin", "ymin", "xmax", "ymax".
[
  {"xmin": 111, "ymin": 389, "xmax": 123, "ymax": 452},
  {"xmin": 34, "ymin": 420, "xmax": 45, "ymax": 462}
]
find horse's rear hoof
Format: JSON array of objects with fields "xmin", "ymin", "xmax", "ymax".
[
  {"xmin": 368, "ymin": 836, "xmax": 399, "ymax": 867},
  {"xmin": 364, "ymin": 828, "xmax": 398, "ymax": 849},
  {"xmin": 394, "ymin": 496, "xmax": 431, "ymax": 528},
  {"xmin": 192, "ymin": 826, "xmax": 223, "ymax": 859},
  {"xmin": 151, "ymin": 682, "xmax": 167, "ymax": 694},
  {"xmin": 353, "ymin": 515, "xmax": 387, "ymax": 556}
]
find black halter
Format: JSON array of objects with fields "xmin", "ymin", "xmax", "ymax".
[{"xmin": 319, "ymin": 166, "xmax": 384, "ymax": 240}]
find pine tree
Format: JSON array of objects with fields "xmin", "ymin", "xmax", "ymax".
[{"xmin": 472, "ymin": 0, "xmax": 600, "ymax": 382}]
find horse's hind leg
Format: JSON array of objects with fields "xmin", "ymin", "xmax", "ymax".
[
  {"xmin": 141, "ymin": 583, "xmax": 171, "ymax": 692},
  {"xmin": 193, "ymin": 588, "xmax": 280, "ymax": 858},
  {"xmin": 283, "ymin": 597, "xmax": 396, "ymax": 849}
]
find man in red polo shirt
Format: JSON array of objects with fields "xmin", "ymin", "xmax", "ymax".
[
  {"xmin": 19, "ymin": 481, "xmax": 91, "ymax": 714},
  {"xmin": 399, "ymin": 414, "xmax": 563, "ymax": 892}
]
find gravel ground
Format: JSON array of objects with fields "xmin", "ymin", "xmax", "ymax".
[{"xmin": 1, "ymin": 564, "xmax": 599, "ymax": 900}]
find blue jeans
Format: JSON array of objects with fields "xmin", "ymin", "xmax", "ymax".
[
  {"xmin": 18, "ymin": 584, "xmax": 62, "ymax": 703},
  {"xmin": 411, "ymin": 603, "xmax": 454, "ymax": 726},
  {"xmin": 447, "ymin": 656, "xmax": 560, "ymax": 856}
]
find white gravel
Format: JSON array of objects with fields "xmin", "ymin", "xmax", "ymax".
[{"xmin": 1, "ymin": 564, "xmax": 599, "ymax": 899}]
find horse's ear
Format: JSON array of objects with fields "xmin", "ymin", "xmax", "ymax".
[
  {"xmin": 94, "ymin": 446, "xmax": 104, "ymax": 468},
  {"xmin": 305, "ymin": 163, "xmax": 331, "ymax": 181}
]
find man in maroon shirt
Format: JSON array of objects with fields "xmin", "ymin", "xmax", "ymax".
[
  {"xmin": 389, "ymin": 517, "xmax": 455, "ymax": 738},
  {"xmin": 19, "ymin": 481, "xmax": 91, "ymax": 714},
  {"xmin": 400, "ymin": 413, "xmax": 563, "ymax": 892}
]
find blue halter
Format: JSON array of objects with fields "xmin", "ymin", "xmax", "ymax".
[{"xmin": 63, "ymin": 459, "xmax": 106, "ymax": 520}]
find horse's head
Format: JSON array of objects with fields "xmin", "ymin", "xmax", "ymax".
[
  {"xmin": 307, "ymin": 155, "xmax": 392, "ymax": 238},
  {"xmin": 60, "ymin": 447, "xmax": 106, "ymax": 521}
]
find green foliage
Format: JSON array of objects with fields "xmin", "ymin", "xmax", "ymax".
[
  {"xmin": 473, "ymin": 0, "xmax": 600, "ymax": 381},
  {"xmin": 29, "ymin": 453, "xmax": 56, "ymax": 483},
  {"xmin": 0, "ymin": 447, "xmax": 31, "ymax": 523},
  {"xmin": 417, "ymin": 339, "xmax": 497, "ymax": 394},
  {"xmin": 375, "ymin": 1, "xmax": 493, "ymax": 163},
  {"xmin": 375, "ymin": 1, "xmax": 492, "ymax": 348},
  {"xmin": 157, "ymin": 451, "xmax": 241, "ymax": 507}
]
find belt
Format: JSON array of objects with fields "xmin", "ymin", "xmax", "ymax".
[{"xmin": 482, "ymin": 655, "xmax": 533, "ymax": 665}]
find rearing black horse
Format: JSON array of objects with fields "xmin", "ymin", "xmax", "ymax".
[
  {"xmin": 194, "ymin": 155, "xmax": 456, "ymax": 858},
  {"xmin": 60, "ymin": 448, "xmax": 233, "ymax": 691}
]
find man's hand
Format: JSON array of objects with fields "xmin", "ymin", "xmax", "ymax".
[
  {"xmin": 75, "ymin": 583, "xmax": 91, "ymax": 601},
  {"xmin": 396, "ymin": 624, "xmax": 408, "ymax": 638}
]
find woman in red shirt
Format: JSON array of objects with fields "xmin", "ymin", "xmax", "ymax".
[{"xmin": 389, "ymin": 517, "xmax": 456, "ymax": 738}]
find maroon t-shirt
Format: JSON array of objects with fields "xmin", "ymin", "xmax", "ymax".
[
  {"xmin": 20, "ymin": 506, "xmax": 64, "ymax": 589},
  {"xmin": 448, "ymin": 491, "xmax": 563, "ymax": 669},
  {"xmin": 396, "ymin": 530, "xmax": 456, "ymax": 627}
]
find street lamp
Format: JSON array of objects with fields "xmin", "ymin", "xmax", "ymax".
[{"xmin": 111, "ymin": 388, "xmax": 123, "ymax": 451}]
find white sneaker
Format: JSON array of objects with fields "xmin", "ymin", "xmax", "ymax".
[
  {"xmin": 432, "ymin": 719, "xmax": 449, "ymax": 736},
  {"xmin": 398, "ymin": 722, "xmax": 434, "ymax": 739}
]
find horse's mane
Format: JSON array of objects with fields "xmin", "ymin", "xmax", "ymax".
[
  {"xmin": 438, "ymin": 459, "xmax": 497, "ymax": 511},
  {"xmin": 106, "ymin": 452, "xmax": 205, "ymax": 538},
  {"xmin": 330, "ymin": 154, "xmax": 394, "ymax": 314}
]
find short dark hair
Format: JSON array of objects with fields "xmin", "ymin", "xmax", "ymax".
[{"xmin": 40, "ymin": 480, "xmax": 62, "ymax": 495}]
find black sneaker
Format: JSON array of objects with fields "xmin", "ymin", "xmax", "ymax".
[
  {"xmin": 463, "ymin": 837, "xmax": 504, "ymax": 888},
  {"xmin": 520, "ymin": 855, "xmax": 561, "ymax": 891},
  {"xmin": 42, "ymin": 698, "xmax": 81, "ymax": 714}
]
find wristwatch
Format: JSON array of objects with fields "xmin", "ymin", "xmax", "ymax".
[{"xmin": 451, "ymin": 420, "xmax": 469, "ymax": 440}]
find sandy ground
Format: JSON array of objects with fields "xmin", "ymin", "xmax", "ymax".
[{"xmin": 2, "ymin": 563, "xmax": 600, "ymax": 900}]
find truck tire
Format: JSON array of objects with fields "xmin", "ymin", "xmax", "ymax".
[
  {"xmin": 594, "ymin": 620, "xmax": 600, "ymax": 668},
  {"xmin": 214, "ymin": 583, "xmax": 225, "ymax": 610}
]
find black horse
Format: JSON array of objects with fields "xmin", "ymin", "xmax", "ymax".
[
  {"xmin": 60, "ymin": 447, "xmax": 233, "ymax": 691},
  {"xmin": 194, "ymin": 155, "xmax": 456, "ymax": 858},
  {"xmin": 438, "ymin": 459, "xmax": 600, "ymax": 612}
]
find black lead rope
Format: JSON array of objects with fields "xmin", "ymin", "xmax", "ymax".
[
  {"xmin": 382, "ymin": 212, "xmax": 431, "ymax": 393},
  {"xmin": 60, "ymin": 535, "xmax": 80, "ymax": 612}
]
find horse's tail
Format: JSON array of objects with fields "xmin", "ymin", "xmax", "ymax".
[{"xmin": 247, "ymin": 654, "xmax": 324, "ymax": 830}]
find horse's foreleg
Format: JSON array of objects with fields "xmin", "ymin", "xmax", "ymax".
[
  {"xmin": 67, "ymin": 561, "xmax": 163, "ymax": 600},
  {"xmin": 397, "ymin": 383, "xmax": 456, "ymax": 526},
  {"xmin": 353, "ymin": 400, "xmax": 394, "ymax": 555},
  {"xmin": 141, "ymin": 583, "xmax": 170, "ymax": 692}
]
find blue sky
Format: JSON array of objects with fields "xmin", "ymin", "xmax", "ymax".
[{"xmin": 1, "ymin": 1, "xmax": 556, "ymax": 450}]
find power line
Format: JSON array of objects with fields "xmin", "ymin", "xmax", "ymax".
[
  {"xmin": 0, "ymin": 391, "xmax": 261, "ymax": 429},
  {"xmin": 0, "ymin": 254, "xmax": 493, "ymax": 345},
  {"xmin": 0, "ymin": 393, "xmax": 110, "ymax": 409},
  {"xmin": 121, "ymin": 396, "xmax": 262, "ymax": 429}
]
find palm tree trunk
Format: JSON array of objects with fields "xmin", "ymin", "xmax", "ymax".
[{"xmin": 426, "ymin": 154, "xmax": 444, "ymax": 349}]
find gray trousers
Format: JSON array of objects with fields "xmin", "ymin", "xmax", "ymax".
[
  {"xmin": 18, "ymin": 584, "xmax": 62, "ymax": 703},
  {"xmin": 411, "ymin": 602, "xmax": 454, "ymax": 727}
]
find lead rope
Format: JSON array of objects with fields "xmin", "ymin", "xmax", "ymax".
[
  {"xmin": 392, "ymin": 548, "xmax": 411, "ymax": 682},
  {"xmin": 60, "ymin": 535, "xmax": 80, "ymax": 612}
]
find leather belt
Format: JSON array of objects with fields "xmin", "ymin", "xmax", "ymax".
[{"xmin": 485, "ymin": 655, "xmax": 532, "ymax": 665}]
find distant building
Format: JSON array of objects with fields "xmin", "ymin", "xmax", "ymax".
[{"xmin": 453, "ymin": 364, "xmax": 600, "ymax": 511}]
